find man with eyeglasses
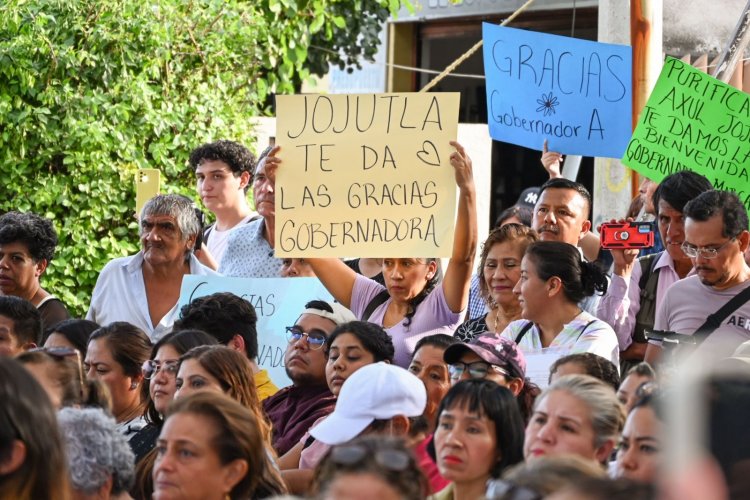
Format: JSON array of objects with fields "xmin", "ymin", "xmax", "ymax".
[
  {"xmin": 262, "ymin": 299, "xmax": 356, "ymax": 455},
  {"xmin": 597, "ymin": 171, "xmax": 713, "ymax": 368},
  {"xmin": 645, "ymin": 190, "xmax": 750, "ymax": 365}
]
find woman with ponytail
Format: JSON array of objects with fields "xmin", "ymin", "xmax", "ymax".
[{"xmin": 500, "ymin": 241, "xmax": 618, "ymax": 387}]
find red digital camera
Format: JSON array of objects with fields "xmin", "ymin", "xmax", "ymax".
[{"xmin": 600, "ymin": 221, "xmax": 654, "ymax": 249}]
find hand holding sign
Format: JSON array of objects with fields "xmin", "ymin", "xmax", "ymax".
[
  {"xmin": 275, "ymin": 93, "xmax": 461, "ymax": 258},
  {"xmin": 541, "ymin": 139, "xmax": 564, "ymax": 179},
  {"xmin": 449, "ymin": 140, "xmax": 475, "ymax": 192}
]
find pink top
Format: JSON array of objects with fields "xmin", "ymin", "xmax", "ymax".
[
  {"xmin": 298, "ymin": 416, "xmax": 331, "ymax": 470},
  {"xmin": 415, "ymin": 435, "xmax": 450, "ymax": 494},
  {"xmin": 350, "ymin": 274, "xmax": 462, "ymax": 367},
  {"xmin": 596, "ymin": 251, "xmax": 693, "ymax": 350}
]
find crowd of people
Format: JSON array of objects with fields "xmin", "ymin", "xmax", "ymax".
[{"xmin": 1, "ymin": 138, "xmax": 750, "ymax": 500}]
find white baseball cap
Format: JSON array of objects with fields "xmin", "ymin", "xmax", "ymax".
[
  {"xmin": 310, "ymin": 362, "xmax": 427, "ymax": 445},
  {"xmin": 301, "ymin": 301, "xmax": 357, "ymax": 326}
]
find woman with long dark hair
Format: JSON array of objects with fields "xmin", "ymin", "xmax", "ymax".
[
  {"xmin": 305, "ymin": 142, "xmax": 478, "ymax": 367},
  {"xmin": 133, "ymin": 329, "xmax": 217, "ymax": 499},
  {"xmin": 0, "ymin": 357, "xmax": 71, "ymax": 500},
  {"xmin": 503, "ymin": 241, "xmax": 618, "ymax": 386}
]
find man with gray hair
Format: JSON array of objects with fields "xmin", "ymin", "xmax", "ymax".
[
  {"xmin": 58, "ymin": 407, "xmax": 135, "ymax": 499},
  {"xmin": 87, "ymin": 194, "xmax": 218, "ymax": 340}
]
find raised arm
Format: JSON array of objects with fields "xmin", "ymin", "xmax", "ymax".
[
  {"xmin": 541, "ymin": 139, "xmax": 563, "ymax": 179},
  {"xmin": 306, "ymin": 258, "xmax": 358, "ymax": 309},
  {"xmin": 442, "ymin": 141, "xmax": 477, "ymax": 313}
]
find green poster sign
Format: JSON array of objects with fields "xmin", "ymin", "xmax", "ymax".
[{"xmin": 622, "ymin": 57, "xmax": 750, "ymax": 210}]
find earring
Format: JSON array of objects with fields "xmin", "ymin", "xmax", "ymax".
[{"xmin": 131, "ymin": 382, "xmax": 138, "ymax": 390}]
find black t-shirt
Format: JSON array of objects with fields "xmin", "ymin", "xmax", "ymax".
[
  {"xmin": 38, "ymin": 297, "xmax": 70, "ymax": 332},
  {"xmin": 344, "ymin": 258, "xmax": 385, "ymax": 286}
]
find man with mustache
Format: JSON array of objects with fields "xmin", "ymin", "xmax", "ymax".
[
  {"xmin": 531, "ymin": 177, "xmax": 603, "ymax": 314},
  {"xmin": 219, "ymin": 146, "xmax": 285, "ymax": 277},
  {"xmin": 532, "ymin": 177, "xmax": 592, "ymax": 246},
  {"xmin": 598, "ymin": 171, "xmax": 712, "ymax": 366},
  {"xmin": 263, "ymin": 299, "xmax": 356, "ymax": 455},
  {"xmin": 645, "ymin": 190, "xmax": 750, "ymax": 365},
  {"xmin": 87, "ymin": 194, "xmax": 218, "ymax": 341}
]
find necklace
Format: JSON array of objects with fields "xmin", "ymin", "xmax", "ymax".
[
  {"xmin": 492, "ymin": 304, "xmax": 522, "ymax": 333},
  {"xmin": 493, "ymin": 308, "xmax": 503, "ymax": 333}
]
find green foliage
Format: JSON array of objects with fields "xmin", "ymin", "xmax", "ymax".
[
  {"xmin": 0, "ymin": 0, "xmax": 405, "ymax": 316},
  {"xmin": 257, "ymin": 0, "xmax": 412, "ymax": 91},
  {"xmin": 260, "ymin": 0, "xmax": 411, "ymax": 80}
]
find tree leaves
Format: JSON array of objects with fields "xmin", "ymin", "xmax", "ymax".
[{"xmin": 0, "ymin": 0, "xmax": 407, "ymax": 316}]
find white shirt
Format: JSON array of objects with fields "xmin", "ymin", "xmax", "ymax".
[
  {"xmin": 205, "ymin": 214, "xmax": 254, "ymax": 264},
  {"xmin": 86, "ymin": 252, "xmax": 219, "ymax": 341}
]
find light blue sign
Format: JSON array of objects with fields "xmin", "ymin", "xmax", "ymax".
[
  {"xmin": 178, "ymin": 276, "xmax": 334, "ymax": 389},
  {"xmin": 482, "ymin": 23, "xmax": 632, "ymax": 158}
]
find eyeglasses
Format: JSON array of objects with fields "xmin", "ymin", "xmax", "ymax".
[
  {"xmin": 329, "ymin": 443, "xmax": 412, "ymax": 472},
  {"xmin": 485, "ymin": 479, "xmax": 541, "ymax": 500},
  {"xmin": 449, "ymin": 361, "xmax": 508, "ymax": 380},
  {"xmin": 28, "ymin": 347, "xmax": 84, "ymax": 399},
  {"xmin": 142, "ymin": 359, "xmax": 180, "ymax": 379},
  {"xmin": 285, "ymin": 326, "xmax": 327, "ymax": 350},
  {"xmin": 681, "ymin": 238, "xmax": 735, "ymax": 259}
]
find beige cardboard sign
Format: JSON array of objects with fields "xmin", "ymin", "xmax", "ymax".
[{"xmin": 275, "ymin": 93, "xmax": 461, "ymax": 257}]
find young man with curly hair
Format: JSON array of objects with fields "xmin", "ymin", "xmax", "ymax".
[{"xmin": 189, "ymin": 140, "xmax": 257, "ymax": 267}]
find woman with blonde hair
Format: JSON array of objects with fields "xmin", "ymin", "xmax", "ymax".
[
  {"xmin": 524, "ymin": 374, "xmax": 625, "ymax": 466},
  {"xmin": 153, "ymin": 392, "xmax": 286, "ymax": 499}
]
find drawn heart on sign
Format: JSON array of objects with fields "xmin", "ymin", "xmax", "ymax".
[{"xmin": 417, "ymin": 140, "xmax": 441, "ymax": 167}]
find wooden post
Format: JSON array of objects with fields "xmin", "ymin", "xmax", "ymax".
[{"xmin": 630, "ymin": 0, "xmax": 662, "ymax": 198}]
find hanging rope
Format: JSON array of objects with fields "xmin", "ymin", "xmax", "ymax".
[{"xmin": 419, "ymin": 0, "xmax": 537, "ymax": 92}]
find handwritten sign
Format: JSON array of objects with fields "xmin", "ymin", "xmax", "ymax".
[
  {"xmin": 482, "ymin": 23, "xmax": 632, "ymax": 158},
  {"xmin": 178, "ymin": 276, "xmax": 334, "ymax": 389},
  {"xmin": 275, "ymin": 93, "xmax": 460, "ymax": 258},
  {"xmin": 524, "ymin": 346, "xmax": 573, "ymax": 389},
  {"xmin": 622, "ymin": 57, "xmax": 750, "ymax": 210}
]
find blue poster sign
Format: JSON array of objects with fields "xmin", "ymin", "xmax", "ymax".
[
  {"xmin": 178, "ymin": 276, "xmax": 334, "ymax": 389},
  {"xmin": 482, "ymin": 23, "xmax": 632, "ymax": 158}
]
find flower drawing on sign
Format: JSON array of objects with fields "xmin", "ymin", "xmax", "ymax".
[{"xmin": 536, "ymin": 92, "xmax": 559, "ymax": 116}]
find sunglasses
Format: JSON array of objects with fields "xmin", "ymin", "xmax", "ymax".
[
  {"xmin": 27, "ymin": 347, "xmax": 85, "ymax": 399},
  {"xmin": 485, "ymin": 479, "xmax": 542, "ymax": 500},
  {"xmin": 449, "ymin": 361, "xmax": 508, "ymax": 380},
  {"xmin": 142, "ymin": 359, "xmax": 180, "ymax": 380},
  {"xmin": 329, "ymin": 443, "xmax": 413, "ymax": 472}
]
